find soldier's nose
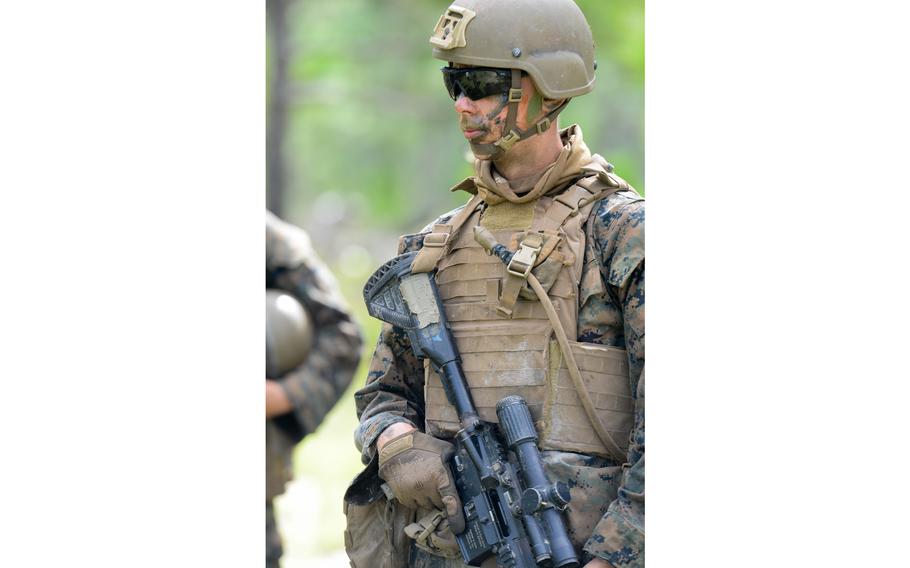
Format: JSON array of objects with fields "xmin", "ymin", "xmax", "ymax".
[{"xmin": 454, "ymin": 93, "xmax": 475, "ymax": 114}]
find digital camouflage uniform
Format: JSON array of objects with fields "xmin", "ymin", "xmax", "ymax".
[
  {"xmin": 349, "ymin": 128, "xmax": 644, "ymax": 567},
  {"xmin": 266, "ymin": 211, "xmax": 363, "ymax": 567}
]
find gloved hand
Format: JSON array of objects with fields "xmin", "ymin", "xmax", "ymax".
[{"xmin": 377, "ymin": 430, "xmax": 465, "ymax": 534}]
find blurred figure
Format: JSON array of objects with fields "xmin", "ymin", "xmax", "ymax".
[
  {"xmin": 344, "ymin": 1, "xmax": 644, "ymax": 567},
  {"xmin": 266, "ymin": 211, "xmax": 363, "ymax": 568}
]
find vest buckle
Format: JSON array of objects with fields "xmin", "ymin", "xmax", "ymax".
[{"xmin": 507, "ymin": 237, "xmax": 543, "ymax": 278}]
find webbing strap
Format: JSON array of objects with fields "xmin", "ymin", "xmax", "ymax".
[
  {"xmin": 535, "ymin": 177, "xmax": 593, "ymax": 233},
  {"xmin": 577, "ymin": 170, "xmax": 634, "ymax": 209},
  {"xmin": 411, "ymin": 194, "xmax": 483, "ymax": 274},
  {"xmin": 499, "ymin": 68, "xmax": 523, "ymax": 148},
  {"xmin": 404, "ymin": 509, "xmax": 460, "ymax": 558},
  {"xmin": 493, "ymin": 97, "xmax": 571, "ymax": 154},
  {"xmin": 533, "ymin": 174, "xmax": 629, "ymax": 238},
  {"xmin": 497, "ymin": 232, "xmax": 543, "ymax": 317}
]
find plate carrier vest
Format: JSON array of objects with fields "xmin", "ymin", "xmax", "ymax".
[{"xmin": 412, "ymin": 163, "xmax": 636, "ymax": 460}]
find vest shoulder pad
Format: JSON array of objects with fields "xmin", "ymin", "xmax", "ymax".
[{"xmin": 396, "ymin": 203, "xmax": 471, "ymax": 254}]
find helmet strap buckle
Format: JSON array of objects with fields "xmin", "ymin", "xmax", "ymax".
[
  {"xmin": 535, "ymin": 117, "xmax": 551, "ymax": 135},
  {"xmin": 495, "ymin": 130, "xmax": 522, "ymax": 152}
]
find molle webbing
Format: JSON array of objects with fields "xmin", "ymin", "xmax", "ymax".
[{"xmin": 422, "ymin": 176, "xmax": 634, "ymax": 459}]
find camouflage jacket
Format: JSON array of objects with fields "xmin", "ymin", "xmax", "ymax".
[
  {"xmin": 266, "ymin": 211, "xmax": 363, "ymax": 500},
  {"xmin": 351, "ymin": 177, "xmax": 645, "ymax": 567}
]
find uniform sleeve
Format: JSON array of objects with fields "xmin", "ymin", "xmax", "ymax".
[
  {"xmin": 271, "ymin": 243, "xmax": 364, "ymax": 438},
  {"xmin": 351, "ymin": 206, "xmax": 469, "ymax": 465},
  {"xmin": 583, "ymin": 197, "xmax": 645, "ymax": 567},
  {"xmin": 352, "ymin": 323, "xmax": 426, "ymax": 464}
]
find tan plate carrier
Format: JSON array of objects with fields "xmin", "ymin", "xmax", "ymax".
[{"xmin": 411, "ymin": 172, "xmax": 634, "ymax": 461}]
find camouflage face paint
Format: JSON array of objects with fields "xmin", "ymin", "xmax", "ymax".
[
  {"xmin": 459, "ymin": 93, "xmax": 509, "ymax": 152},
  {"xmin": 484, "ymin": 94, "xmax": 509, "ymax": 121},
  {"xmin": 526, "ymin": 93, "xmax": 544, "ymax": 124}
]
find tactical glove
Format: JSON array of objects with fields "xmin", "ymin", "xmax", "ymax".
[{"xmin": 377, "ymin": 430, "xmax": 465, "ymax": 534}]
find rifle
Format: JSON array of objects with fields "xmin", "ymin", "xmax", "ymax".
[{"xmin": 363, "ymin": 251, "xmax": 579, "ymax": 568}]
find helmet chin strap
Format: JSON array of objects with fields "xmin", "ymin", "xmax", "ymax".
[{"xmin": 470, "ymin": 69, "xmax": 571, "ymax": 161}]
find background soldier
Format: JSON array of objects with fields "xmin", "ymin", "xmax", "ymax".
[
  {"xmin": 266, "ymin": 211, "xmax": 363, "ymax": 568},
  {"xmin": 344, "ymin": 1, "xmax": 643, "ymax": 567}
]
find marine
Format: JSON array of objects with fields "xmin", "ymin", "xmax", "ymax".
[
  {"xmin": 265, "ymin": 211, "xmax": 363, "ymax": 568},
  {"xmin": 344, "ymin": 2, "xmax": 644, "ymax": 566}
]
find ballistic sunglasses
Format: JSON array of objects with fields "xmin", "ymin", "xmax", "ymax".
[{"xmin": 441, "ymin": 66, "xmax": 515, "ymax": 101}]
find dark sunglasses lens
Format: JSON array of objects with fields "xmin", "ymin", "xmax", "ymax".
[
  {"xmin": 462, "ymin": 70, "xmax": 509, "ymax": 100},
  {"xmin": 442, "ymin": 70, "xmax": 460, "ymax": 100},
  {"xmin": 441, "ymin": 68, "xmax": 510, "ymax": 101}
]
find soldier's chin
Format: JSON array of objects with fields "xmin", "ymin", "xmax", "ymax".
[{"xmin": 468, "ymin": 141, "xmax": 496, "ymax": 160}]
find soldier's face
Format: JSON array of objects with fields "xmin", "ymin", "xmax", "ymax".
[{"xmin": 452, "ymin": 68, "xmax": 536, "ymax": 159}]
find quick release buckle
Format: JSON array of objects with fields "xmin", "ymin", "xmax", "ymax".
[{"xmin": 507, "ymin": 239, "xmax": 542, "ymax": 278}]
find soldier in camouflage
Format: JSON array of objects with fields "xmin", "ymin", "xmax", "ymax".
[
  {"xmin": 345, "ymin": 1, "xmax": 643, "ymax": 567},
  {"xmin": 266, "ymin": 211, "xmax": 363, "ymax": 568}
]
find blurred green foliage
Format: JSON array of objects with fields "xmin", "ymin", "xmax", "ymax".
[{"xmin": 269, "ymin": 0, "xmax": 642, "ymax": 562}]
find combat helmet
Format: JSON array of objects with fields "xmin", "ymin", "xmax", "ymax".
[
  {"xmin": 430, "ymin": 0, "xmax": 596, "ymax": 157},
  {"xmin": 266, "ymin": 289, "xmax": 313, "ymax": 378}
]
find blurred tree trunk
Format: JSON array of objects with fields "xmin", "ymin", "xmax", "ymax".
[{"xmin": 266, "ymin": 0, "xmax": 294, "ymax": 217}]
